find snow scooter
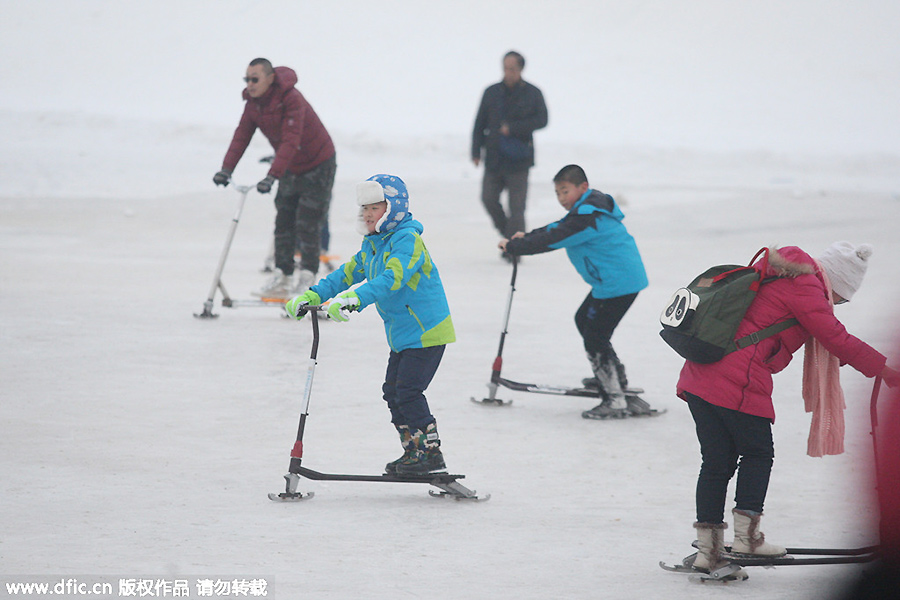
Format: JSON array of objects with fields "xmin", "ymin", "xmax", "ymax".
[
  {"xmin": 659, "ymin": 377, "xmax": 885, "ymax": 582},
  {"xmin": 268, "ymin": 305, "xmax": 489, "ymax": 502},
  {"xmin": 194, "ymin": 184, "xmax": 289, "ymax": 319},
  {"xmin": 471, "ymin": 257, "xmax": 657, "ymax": 413}
]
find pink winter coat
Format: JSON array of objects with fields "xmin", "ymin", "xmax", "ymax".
[
  {"xmin": 221, "ymin": 66, "xmax": 335, "ymax": 179},
  {"xmin": 677, "ymin": 246, "xmax": 885, "ymax": 422}
]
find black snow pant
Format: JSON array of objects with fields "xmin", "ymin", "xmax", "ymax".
[
  {"xmin": 575, "ymin": 292, "xmax": 637, "ymax": 391},
  {"xmin": 685, "ymin": 392, "xmax": 775, "ymax": 524},
  {"xmin": 382, "ymin": 345, "xmax": 445, "ymax": 431},
  {"xmin": 273, "ymin": 154, "xmax": 336, "ymax": 275}
]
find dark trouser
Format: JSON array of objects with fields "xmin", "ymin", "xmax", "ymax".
[
  {"xmin": 685, "ymin": 392, "xmax": 775, "ymax": 524},
  {"xmin": 481, "ymin": 169, "xmax": 529, "ymax": 238},
  {"xmin": 575, "ymin": 293, "xmax": 637, "ymax": 389},
  {"xmin": 382, "ymin": 345, "xmax": 445, "ymax": 431},
  {"xmin": 273, "ymin": 155, "xmax": 336, "ymax": 275}
]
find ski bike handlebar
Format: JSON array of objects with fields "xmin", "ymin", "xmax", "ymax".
[{"xmin": 295, "ymin": 304, "xmax": 327, "ymax": 318}]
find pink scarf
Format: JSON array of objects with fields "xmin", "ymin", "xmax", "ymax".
[{"xmin": 802, "ymin": 264, "xmax": 845, "ymax": 457}]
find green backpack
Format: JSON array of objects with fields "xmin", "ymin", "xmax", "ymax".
[{"xmin": 659, "ymin": 248, "xmax": 798, "ymax": 364}]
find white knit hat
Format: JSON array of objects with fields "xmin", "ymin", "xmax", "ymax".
[{"xmin": 817, "ymin": 241, "xmax": 874, "ymax": 301}]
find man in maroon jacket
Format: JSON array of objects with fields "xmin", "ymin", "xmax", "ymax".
[{"xmin": 214, "ymin": 58, "xmax": 336, "ymax": 299}]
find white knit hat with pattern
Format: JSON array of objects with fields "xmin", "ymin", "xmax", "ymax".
[{"xmin": 818, "ymin": 241, "xmax": 873, "ymax": 301}]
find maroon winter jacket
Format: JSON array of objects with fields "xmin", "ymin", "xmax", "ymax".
[
  {"xmin": 677, "ymin": 246, "xmax": 885, "ymax": 422},
  {"xmin": 221, "ymin": 66, "xmax": 335, "ymax": 179}
]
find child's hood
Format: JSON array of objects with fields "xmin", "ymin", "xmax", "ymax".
[{"xmin": 356, "ymin": 174, "xmax": 413, "ymax": 235}]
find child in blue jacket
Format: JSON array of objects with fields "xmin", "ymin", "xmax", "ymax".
[
  {"xmin": 286, "ymin": 174, "xmax": 456, "ymax": 475},
  {"xmin": 499, "ymin": 164, "xmax": 649, "ymax": 419}
]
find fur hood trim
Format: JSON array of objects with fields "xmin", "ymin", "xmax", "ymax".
[
  {"xmin": 767, "ymin": 246, "xmax": 815, "ymax": 278},
  {"xmin": 694, "ymin": 522, "xmax": 728, "ymax": 530}
]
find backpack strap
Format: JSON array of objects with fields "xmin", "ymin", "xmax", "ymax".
[
  {"xmin": 710, "ymin": 248, "xmax": 770, "ymax": 285},
  {"xmin": 731, "ymin": 247, "xmax": 797, "ymax": 350},
  {"xmin": 733, "ymin": 318, "xmax": 799, "ymax": 351}
]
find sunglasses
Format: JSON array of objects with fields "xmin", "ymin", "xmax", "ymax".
[{"xmin": 243, "ymin": 76, "xmax": 261, "ymax": 84}]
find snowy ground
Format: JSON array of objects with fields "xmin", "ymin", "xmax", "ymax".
[
  {"xmin": 4, "ymin": 2, "xmax": 900, "ymax": 599},
  {"xmin": 3, "ymin": 111, "xmax": 900, "ymax": 599}
]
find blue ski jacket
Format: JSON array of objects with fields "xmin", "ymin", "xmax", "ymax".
[
  {"xmin": 311, "ymin": 218, "xmax": 456, "ymax": 352},
  {"xmin": 505, "ymin": 189, "xmax": 648, "ymax": 299}
]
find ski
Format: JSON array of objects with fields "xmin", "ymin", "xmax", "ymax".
[
  {"xmin": 269, "ymin": 466, "xmax": 489, "ymax": 502},
  {"xmin": 268, "ymin": 473, "xmax": 314, "ymax": 502},
  {"xmin": 659, "ymin": 555, "xmax": 747, "ymax": 582},
  {"xmin": 497, "ymin": 378, "xmax": 603, "ymax": 398},
  {"xmin": 659, "ymin": 560, "xmax": 695, "ymax": 574},
  {"xmin": 472, "ymin": 377, "xmax": 660, "ymax": 406},
  {"xmin": 725, "ymin": 553, "xmax": 879, "ymax": 566},
  {"xmin": 582, "ymin": 408, "xmax": 668, "ymax": 420},
  {"xmin": 661, "ymin": 545, "xmax": 880, "ymax": 576},
  {"xmin": 690, "ymin": 565, "xmax": 749, "ymax": 583}
]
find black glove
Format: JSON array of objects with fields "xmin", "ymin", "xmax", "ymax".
[
  {"xmin": 257, "ymin": 175, "xmax": 276, "ymax": 194},
  {"xmin": 213, "ymin": 170, "xmax": 231, "ymax": 187}
]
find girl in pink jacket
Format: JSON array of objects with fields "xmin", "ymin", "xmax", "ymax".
[{"xmin": 678, "ymin": 243, "xmax": 900, "ymax": 576}]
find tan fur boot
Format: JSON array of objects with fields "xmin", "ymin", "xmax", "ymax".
[
  {"xmin": 693, "ymin": 522, "xmax": 730, "ymax": 572},
  {"xmin": 731, "ymin": 509, "xmax": 787, "ymax": 556}
]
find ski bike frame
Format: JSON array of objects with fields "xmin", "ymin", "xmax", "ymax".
[
  {"xmin": 269, "ymin": 305, "xmax": 488, "ymax": 502},
  {"xmin": 661, "ymin": 376, "xmax": 886, "ymax": 579},
  {"xmin": 194, "ymin": 184, "xmax": 285, "ymax": 319},
  {"xmin": 473, "ymin": 257, "xmax": 637, "ymax": 405}
]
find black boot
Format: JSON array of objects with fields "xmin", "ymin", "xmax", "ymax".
[
  {"xmin": 395, "ymin": 422, "xmax": 447, "ymax": 476},
  {"xmin": 384, "ymin": 425, "xmax": 413, "ymax": 475}
]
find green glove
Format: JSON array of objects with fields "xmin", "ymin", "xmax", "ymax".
[
  {"xmin": 285, "ymin": 290, "xmax": 321, "ymax": 320},
  {"xmin": 326, "ymin": 291, "xmax": 360, "ymax": 323}
]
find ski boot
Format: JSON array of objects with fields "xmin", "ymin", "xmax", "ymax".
[
  {"xmin": 294, "ymin": 269, "xmax": 316, "ymax": 295},
  {"xmin": 385, "ymin": 425, "xmax": 413, "ymax": 475},
  {"xmin": 394, "ymin": 422, "xmax": 447, "ymax": 476},
  {"xmin": 253, "ymin": 268, "xmax": 293, "ymax": 299},
  {"xmin": 582, "ymin": 353, "xmax": 629, "ymax": 419},
  {"xmin": 582, "ymin": 399, "xmax": 629, "ymax": 420}
]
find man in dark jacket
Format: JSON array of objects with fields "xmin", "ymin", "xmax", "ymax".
[
  {"xmin": 471, "ymin": 51, "xmax": 548, "ymax": 254},
  {"xmin": 213, "ymin": 58, "xmax": 336, "ymax": 299}
]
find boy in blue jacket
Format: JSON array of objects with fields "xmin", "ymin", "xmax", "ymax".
[
  {"xmin": 499, "ymin": 164, "xmax": 650, "ymax": 419},
  {"xmin": 286, "ymin": 174, "xmax": 456, "ymax": 475}
]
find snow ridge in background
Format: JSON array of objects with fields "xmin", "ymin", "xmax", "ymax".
[{"xmin": 2, "ymin": 1, "xmax": 900, "ymax": 155}]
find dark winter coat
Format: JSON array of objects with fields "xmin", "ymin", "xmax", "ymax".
[
  {"xmin": 505, "ymin": 189, "xmax": 648, "ymax": 300},
  {"xmin": 471, "ymin": 79, "xmax": 548, "ymax": 173},
  {"xmin": 677, "ymin": 246, "xmax": 886, "ymax": 422},
  {"xmin": 222, "ymin": 66, "xmax": 335, "ymax": 179}
]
